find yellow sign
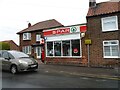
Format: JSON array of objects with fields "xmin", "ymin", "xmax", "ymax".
[{"xmin": 85, "ymin": 39, "xmax": 92, "ymax": 45}]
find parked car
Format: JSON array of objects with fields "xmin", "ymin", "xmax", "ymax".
[{"xmin": 0, "ymin": 50, "xmax": 38, "ymax": 74}]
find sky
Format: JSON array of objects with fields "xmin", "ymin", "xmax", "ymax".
[{"xmin": 0, "ymin": 0, "xmax": 110, "ymax": 45}]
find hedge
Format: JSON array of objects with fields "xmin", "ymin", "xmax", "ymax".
[{"xmin": 0, "ymin": 42, "xmax": 10, "ymax": 50}]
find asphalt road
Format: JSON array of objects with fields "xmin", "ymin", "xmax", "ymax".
[{"xmin": 1, "ymin": 70, "xmax": 119, "ymax": 88}]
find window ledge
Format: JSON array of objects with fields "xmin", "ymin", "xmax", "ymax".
[
  {"xmin": 102, "ymin": 29, "xmax": 118, "ymax": 32},
  {"xmin": 23, "ymin": 39, "xmax": 31, "ymax": 41},
  {"xmin": 46, "ymin": 56, "xmax": 82, "ymax": 58},
  {"xmin": 104, "ymin": 56, "xmax": 119, "ymax": 59}
]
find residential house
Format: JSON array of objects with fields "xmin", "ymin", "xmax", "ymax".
[
  {"xmin": 85, "ymin": 0, "xmax": 120, "ymax": 67},
  {"xmin": 0, "ymin": 40, "xmax": 19, "ymax": 51},
  {"xmin": 17, "ymin": 19, "xmax": 63, "ymax": 61}
]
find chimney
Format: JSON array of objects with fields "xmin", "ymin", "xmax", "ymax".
[
  {"xmin": 89, "ymin": 0, "xmax": 96, "ymax": 7},
  {"xmin": 28, "ymin": 22, "xmax": 31, "ymax": 28}
]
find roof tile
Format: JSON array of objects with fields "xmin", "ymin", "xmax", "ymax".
[
  {"xmin": 17, "ymin": 19, "xmax": 63, "ymax": 34},
  {"xmin": 87, "ymin": 2, "xmax": 120, "ymax": 17}
]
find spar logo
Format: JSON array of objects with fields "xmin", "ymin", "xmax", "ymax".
[{"xmin": 70, "ymin": 26, "xmax": 77, "ymax": 33}]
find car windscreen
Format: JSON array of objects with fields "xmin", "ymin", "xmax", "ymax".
[{"xmin": 8, "ymin": 51, "xmax": 29, "ymax": 59}]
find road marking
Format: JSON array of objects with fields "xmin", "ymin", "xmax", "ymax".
[
  {"xmin": 45, "ymin": 71, "xmax": 49, "ymax": 73},
  {"xmin": 82, "ymin": 77, "xmax": 89, "ymax": 80},
  {"xmin": 95, "ymin": 79, "xmax": 107, "ymax": 82},
  {"xmin": 60, "ymin": 71, "xmax": 64, "ymax": 72}
]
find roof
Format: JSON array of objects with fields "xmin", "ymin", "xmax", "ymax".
[
  {"xmin": 0, "ymin": 40, "xmax": 18, "ymax": 46},
  {"xmin": 17, "ymin": 19, "xmax": 64, "ymax": 34},
  {"xmin": 87, "ymin": 1, "xmax": 120, "ymax": 17}
]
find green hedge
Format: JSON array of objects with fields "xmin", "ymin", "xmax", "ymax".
[{"xmin": 0, "ymin": 42, "xmax": 10, "ymax": 50}]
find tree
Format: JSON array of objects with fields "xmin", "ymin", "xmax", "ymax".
[{"xmin": 0, "ymin": 42, "xmax": 10, "ymax": 50}]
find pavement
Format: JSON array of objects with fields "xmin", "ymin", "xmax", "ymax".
[{"xmin": 38, "ymin": 63, "xmax": 120, "ymax": 80}]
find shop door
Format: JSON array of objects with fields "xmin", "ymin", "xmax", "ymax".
[{"xmin": 36, "ymin": 47, "xmax": 41, "ymax": 59}]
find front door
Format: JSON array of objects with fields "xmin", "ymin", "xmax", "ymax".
[{"xmin": 36, "ymin": 47, "xmax": 41, "ymax": 59}]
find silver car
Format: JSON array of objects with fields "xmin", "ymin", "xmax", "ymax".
[{"xmin": 0, "ymin": 50, "xmax": 38, "ymax": 74}]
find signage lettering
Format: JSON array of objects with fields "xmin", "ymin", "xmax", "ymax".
[
  {"xmin": 43, "ymin": 25, "xmax": 87, "ymax": 36},
  {"xmin": 52, "ymin": 28, "xmax": 70, "ymax": 35}
]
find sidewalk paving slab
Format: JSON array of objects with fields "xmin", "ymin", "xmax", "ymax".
[{"xmin": 38, "ymin": 64, "xmax": 120, "ymax": 80}]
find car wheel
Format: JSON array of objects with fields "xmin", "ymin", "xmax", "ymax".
[{"xmin": 10, "ymin": 65, "xmax": 17, "ymax": 74}]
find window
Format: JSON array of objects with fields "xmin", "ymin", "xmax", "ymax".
[
  {"xmin": 62, "ymin": 41, "xmax": 70, "ymax": 56},
  {"xmin": 103, "ymin": 40, "xmax": 119, "ymax": 58},
  {"xmin": 101, "ymin": 16, "xmax": 118, "ymax": 32},
  {"xmin": 71, "ymin": 40, "xmax": 80, "ymax": 56},
  {"xmin": 3, "ymin": 52, "xmax": 9, "ymax": 59},
  {"xmin": 46, "ymin": 39, "xmax": 81, "ymax": 57},
  {"xmin": 0, "ymin": 51, "xmax": 2, "ymax": 57},
  {"xmin": 23, "ymin": 33, "xmax": 31, "ymax": 40},
  {"xmin": 36, "ymin": 34, "xmax": 41, "ymax": 42},
  {"xmin": 47, "ymin": 42, "xmax": 53, "ymax": 56},
  {"xmin": 54, "ymin": 41, "xmax": 61, "ymax": 56},
  {"xmin": 22, "ymin": 46, "xmax": 31, "ymax": 54}
]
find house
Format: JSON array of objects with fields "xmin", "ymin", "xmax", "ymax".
[
  {"xmin": 0, "ymin": 40, "xmax": 19, "ymax": 51},
  {"xmin": 17, "ymin": 19, "xmax": 63, "ymax": 60},
  {"xmin": 85, "ymin": 0, "xmax": 120, "ymax": 67}
]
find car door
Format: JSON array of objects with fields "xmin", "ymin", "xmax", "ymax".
[{"xmin": 2, "ymin": 51, "xmax": 11, "ymax": 70}]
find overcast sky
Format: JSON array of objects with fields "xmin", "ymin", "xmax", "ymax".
[{"xmin": 0, "ymin": 0, "xmax": 110, "ymax": 45}]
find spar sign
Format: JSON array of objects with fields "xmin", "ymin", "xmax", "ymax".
[{"xmin": 43, "ymin": 25, "xmax": 87, "ymax": 36}]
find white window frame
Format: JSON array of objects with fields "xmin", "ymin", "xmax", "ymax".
[
  {"xmin": 103, "ymin": 40, "xmax": 119, "ymax": 58},
  {"xmin": 22, "ymin": 46, "xmax": 31, "ymax": 55},
  {"xmin": 101, "ymin": 16, "xmax": 118, "ymax": 32},
  {"xmin": 23, "ymin": 33, "xmax": 31, "ymax": 40},
  {"xmin": 46, "ymin": 39, "xmax": 82, "ymax": 58},
  {"xmin": 36, "ymin": 34, "xmax": 41, "ymax": 42}
]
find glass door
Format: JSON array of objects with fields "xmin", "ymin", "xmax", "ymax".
[{"xmin": 36, "ymin": 47, "xmax": 41, "ymax": 59}]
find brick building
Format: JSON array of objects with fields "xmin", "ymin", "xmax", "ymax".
[
  {"xmin": 17, "ymin": 19, "xmax": 63, "ymax": 61},
  {"xmin": 17, "ymin": 0, "xmax": 120, "ymax": 67},
  {"xmin": 43, "ymin": 24, "xmax": 87, "ymax": 65},
  {"xmin": 84, "ymin": 0, "xmax": 120, "ymax": 67}
]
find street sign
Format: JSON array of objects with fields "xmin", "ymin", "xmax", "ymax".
[{"xmin": 85, "ymin": 39, "xmax": 92, "ymax": 45}]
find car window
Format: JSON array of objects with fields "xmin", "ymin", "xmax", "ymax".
[
  {"xmin": 0, "ymin": 51, "xmax": 2, "ymax": 57},
  {"xmin": 8, "ymin": 53, "xmax": 14, "ymax": 59},
  {"xmin": 3, "ymin": 52, "xmax": 9, "ymax": 59},
  {"xmin": 8, "ymin": 51, "xmax": 29, "ymax": 59}
]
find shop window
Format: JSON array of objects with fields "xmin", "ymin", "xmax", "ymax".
[
  {"xmin": 103, "ymin": 40, "xmax": 119, "ymax": 58},
  {"xmin": 54, "ymin": 41, "xmax": 61, "ymax": 56},
  {"xmin": 46, "ymin": 39, "xmax": 81, "ymax": 57},
  {"xmin": 71, "ymin": 40, "xmax": 80, "ymax": 56},
  {"xmin": 47, "ymin": 42, "xmax": 53, "ymax": 56},
  {"xmin": 101, "ymin": 16, "xmax": 118, "ymax": 32},
  {"xmin": 62, "ymin": 40, "xmax": 70, "ymax": 56}
]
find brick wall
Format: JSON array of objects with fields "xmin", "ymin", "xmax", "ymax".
[
  {"xmin": 86, "ymin": 13, "xmax": 119, "ymax": 67},
  {"xmin": 10, "ymin": 41, "xmax": 19, "ymax": 51},
  {"xmin": 19, "ymin": 31, "xmax": 42, "ymax": 51},
  {"xmin": 45, "ymin": 57, "xmax": 84, "ymax": 66}
]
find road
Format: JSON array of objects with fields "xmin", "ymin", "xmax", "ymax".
[{"xmin": 1, "ymin": 69, "xmax": 119, "ymax": 88}]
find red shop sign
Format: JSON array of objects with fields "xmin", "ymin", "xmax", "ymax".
[
  {"xmin": 80, "ymin": 26, "xmax": 87, "ymax": 32},
  {"xmin": 44, "ymin": 28, "xmax": 70, "ymax": 36}
]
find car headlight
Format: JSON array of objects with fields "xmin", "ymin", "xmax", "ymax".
[{"xmin": 19, "ymin": 60, "xmax": 28, "ymax": 64}]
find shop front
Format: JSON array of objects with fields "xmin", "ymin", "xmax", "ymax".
[{"xmin": 43, "ymin": 24, "xmax": 87, "ymax": 65}]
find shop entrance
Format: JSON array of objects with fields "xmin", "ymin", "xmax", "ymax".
[{"xmin": 36, "ymin": 47, "xmax": 41, "ymax": 59}]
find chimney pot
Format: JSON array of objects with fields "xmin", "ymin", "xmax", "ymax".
[
  {"xmin": 89, "ymin": 0, "xmax": 96, "ymax": 7},
  {"xmin": 28, "ymin": 23, "xmax": 31, "ymax": 28}
]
